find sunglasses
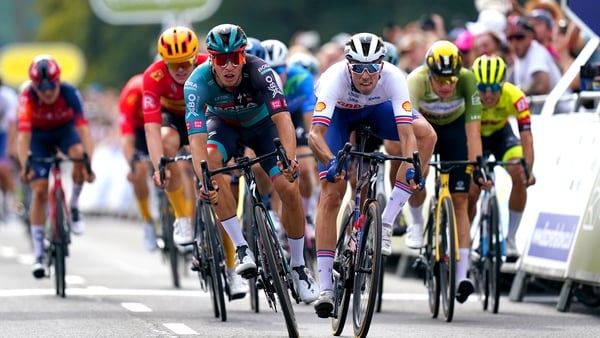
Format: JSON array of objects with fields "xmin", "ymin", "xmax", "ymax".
[
  {"xmin": 477, "ymin": 83, "xmax": 502, "ymax": 93},
  {"xmin": 211, "ymin": 51, "xmax": 245, "ymax": 68},
  {"xmin": 507, "ymin": 34, "xmax": 526, "ymax": 42},
  {"xmin": 166, "ymin": 58, "xmax": 195, "ymax": 71},
  {"xmin": 36, "ymin": 80, "xmax": 57, "ymax": 91},
  {"xmin": 431, "ymin": 75, "xmax": 459, "ymax": 85},
  {"xmin": 349, "ymin": 63, "xmax": 382, "ymax": 74}
]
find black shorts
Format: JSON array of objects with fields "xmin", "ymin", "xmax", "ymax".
[
  {"xmin": 431, "ymin": 115, "xmax": 471, "ymax": 193},
  {"xmin": 161, "ymin": 111, "xmax": 189, "ymax": 147}
]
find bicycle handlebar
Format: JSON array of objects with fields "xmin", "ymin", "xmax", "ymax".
[
  {"xmin": 158, "ymin": 154, "xmax": 192, "ymax": 185},
  {"xmin": 24, "ymin": 152, "xmax": 93, "ymax": 183}
]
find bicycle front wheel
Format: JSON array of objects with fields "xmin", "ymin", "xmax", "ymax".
[
  {"xmin": 352, "ymin": 201, "xmax": 382, "ymax": 338},
  {"xmin": 487, "ymin": 196, "xmax": 501, "ymax": 314},
  {"xmin": 424, "ymin": 205, "xmax": 440, "ymax": 318},
  {"xmin": 331, "ymin": 200, "xmax": 354, "ymax": 336},
  {"xmin": 54, "ymin": 189, "xmax": 68, "ymax": 298},
  {"xmin": 203, "ymin": 204, "xmax": 227, "ymax": 321},
  {"xmin": 242, "ymin": 196, "xmax": 260, "ymax": 313},
  {"xmin": 160, "ymin": 194, "xmax": 180, "ymax": 288},
  {"xmin": 438, "ymin": 196, "xmax": 456, "ymax": 322},
  {"xmin": 255, "ymin": 205, "xmax": 298, "ymax": 338}
]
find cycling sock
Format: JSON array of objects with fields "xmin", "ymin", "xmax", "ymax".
[
  {"xmin": 288, "ymin": 237, "xmax": 306, "ymax": 267},
  {"xmin": 69, "ymin": 184, "xmax": 83, "ymax": 209},
  {"xmin": 409, "ymin": 204, "xmax": 424, "ymax": 225},
  {"xmin": 165, "ymin": 186, "xmax": 188, "ymax": 219},
  {"xmin": 137, "ymin": 197, "xmax": 153, "ymax": 222},
  {"xmin": 31, "ymin": 225, "xmax": 45, "ymax": 259},
  {"xmin": 456, "ymin": 248, "xmax": 470, "ymax": 282},
  {"xmin": 507, "ymin": 210, "xmax": 523, "ymax": 240},
  {"xmin": 221, "ymin": 216, "xmax": 247, "ymax": 248},
  {"xmin": 221, "ymin": 226, "xmax": 236, "ymax": 268},
  {"xmin": 381, "ymin": 181, "xmax": 412, "ymax": 225},
  {"xmin": 316, "ymin": 250, "xmax": 335, "ymax": 291}
]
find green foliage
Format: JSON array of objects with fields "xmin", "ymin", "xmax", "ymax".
[{"xmin": 28, "ymin": 0, "xmax": 478, "ymax": 88}]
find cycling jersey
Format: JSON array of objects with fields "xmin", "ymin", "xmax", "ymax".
[
  {"xmin": 0, "ymin": 86, "xmax": 18, "ymax": 132},
  {"xmin": 407, "ymin": 66, "xmax": 481, "ymax": 125},
  {"xmin": 480, "ymin": 82, "xmax": 531, "ymax": 137},
  {"xmin": 142, "ymin": 53, "xmax": 209, "ymax": 124},
  {"xmin": 281, "ymin": 64, "xmax": 316, "ymax": 145},
  {"xmin": 17, "ymin": 83, "xmax": 88, "ymax": 131},
  {"xmin": 185, "ymin": 54, "xmax": 288, "ymax": 134},
  {"xmin": 119, "ymin": 74, "xmax": 144, "ymax": 136}
]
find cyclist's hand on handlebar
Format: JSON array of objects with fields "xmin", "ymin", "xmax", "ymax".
[
  {"xmin": 405, "ymin": 167, "xmax": 425, "ymax": 191},
  {"xmin": 525, "ymin": 172, "xmax": 536, "ymax": 187},
  {"xmin": 153, "ymin": 169, "xmax": 169, "ymax": 188},
  {"xmin": 325, "ymin": 158, "xmax": 343, "ymax": 183},
  {"xmin": 278, "ymin": 159, "xmax": 299, "ymax": 183},
  {"xmin": 200, "ymin": 181, "xmax": 219, "ymax": 205},
  {"xmin": 20, "ymin": 168, "xmax": 34, "ymax": 184},
  {"xmin": 473, "ymin": 168, "xmax": 493, "ymax": 190},
  {"xmin": 85, "ymin": 170, "xmax": 96, "ymax": 183}
]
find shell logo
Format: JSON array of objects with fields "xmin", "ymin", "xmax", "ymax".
[
  {"xmin": 315, "ymin": 101, "xmax": 326, "ymax": 112},
  {"xmin": 402, "ymin": 100, "xmax": 412, "ymax": 112}
]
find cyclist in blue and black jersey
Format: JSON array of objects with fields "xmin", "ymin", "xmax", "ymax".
[
  {"xmin": 262, "ymin": 39, "xmax": 319, "ymax": 229},
  {"xmin": 184, "ymin": 24, "xmax": 319, "ymax": 304}
]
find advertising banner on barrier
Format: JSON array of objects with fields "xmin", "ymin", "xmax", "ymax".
[{"xmin": 517, "ymin": 112, "xmax": 600, "ymax": 279}]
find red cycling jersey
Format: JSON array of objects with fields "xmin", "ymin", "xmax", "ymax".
[
  {"xmin": 142, "ymin": 53, "xmax": 209, "ymax": 124},
  {"xmin": 119, "ymin": 74, "xmax": 144, "ymax": 135},
  {"xmin": 17, "ymin": 83, "xmax": 88, "ymax": 132}
]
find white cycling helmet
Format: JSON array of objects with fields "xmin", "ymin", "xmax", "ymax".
[
  {"xmin": 261, "ymin": 39, "xmax": 288, "ymax": 67},
  {"xmin": 344, "ymin": 33, "xmax": 386, "ymax": 63},
  {"xmin": 288, "ymin": 52, "xmax": 319, "ymax": 76}
]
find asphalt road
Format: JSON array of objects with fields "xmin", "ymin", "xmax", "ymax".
[{"xmin": 1, "ymin": 217, "xmax": 598, "ymax": 337}]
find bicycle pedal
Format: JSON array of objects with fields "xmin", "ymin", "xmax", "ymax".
[
  {"xmin": 240, "ymin": 269, "xmax": 258, "ymax": 280},
  {"xmin": 315, "ymin": 308, "xmax": 333, "ymax": 318}
]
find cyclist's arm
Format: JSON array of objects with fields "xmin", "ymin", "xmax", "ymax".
[
  {"xmin": 188, "ymin": 132, "xmax": 209, "ymax": 185},
  {"xmin": 509, "ymin": 83, "xmax": 535, "ymax": 177},
  {"xmin": 272, "ymin": 111, "xmax": 297, "ymax": 160},
  {"xmin": 16, "ymin": 91, "xmax": 33, "ymax": 169},
  {"xmin": 460, "ymin": 70, "xmax": 483, "ymax": 161},
  {"xmin": 75, "ymin": 123, "xmax": 95, "ymax": 158},
  {"xmin": 184, "ymin": 71, "xmax": 210, "ymax": 182}
]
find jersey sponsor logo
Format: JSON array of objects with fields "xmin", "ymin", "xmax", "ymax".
[
  {"xmin": 315, "ymin": 101, "xmax": 326, "ymax": 112},
  {"xmin": 186, "ymin": 93, "xmax": 199, "ymax": 117},
  {"xmin": 514, "ymin": 96, "xmax": 529, "ymax": 113},
  {"xmin": 265, "ymin": 74, "xmax": 284, "ymax": 98},
  {"xmin": 337, "ymin": 101, "xmax": 362, "ymax": 109},
  {"xmin": 402, "ymin": 100, "xmax": 412, "ymax": 112},
  {"xmin": 150, "ymin": 69, "xmax": 164, "ymax": 82},
  {"xmin": 143, "ymin": 96, "xmax": 157, "ymax": 110},
  {"xmin": 471, "ymin": 92, "xmax": 482, "ymax": 105},
  {"xmin": 368, "ymin": 96, "xmax": 381, "ymax": 101},
  {"xmin": 270, "ymin": 99, "xmax": 285, "ymax": 110},
  {"xmin": 258, "ymin": 64, "xmax": 269, "ymax": 73},
  {"xmin": 193, "ymin": 120, "xmax": 203, "ymax": 129}
]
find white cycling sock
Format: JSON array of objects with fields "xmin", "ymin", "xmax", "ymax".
[
  {"xmin": 288, "ymin": 237, "xmax": 305, "ymax": 268},
  {"xmin": 31, "ymin": 225, "xmax": 45, "ymax": 260},
  {"xmin": 456, "ymin": 248, "xmax": 471, "ymax": 282},
  {"xmin": 507, "ymin": 210, "xmax": 523, "ymax": 240},
  {"xmin": 381, "ymin": 182, "xmax": 412, "ymax": 225},
  {"xmin": 70, "ymin": 184, "xmax": 83, "ymax": 209},
  {"xmin": 316, "ymin": 250, "xmax": 334, "ymax": 291},
  {"xmin": 221, "ymin": 216, "xmax": 247, "ymax": 248},
  {"xmin": 409, "ymin": 204, "xmax": 424, "ymax": 225}
]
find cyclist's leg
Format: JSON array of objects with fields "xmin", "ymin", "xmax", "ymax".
[{"xmin": 62, "ymin": 122, "xmax": 88, "ymax": 235}]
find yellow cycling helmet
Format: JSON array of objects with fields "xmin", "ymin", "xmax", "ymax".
[
  {"xmin": 472, "ymin": 55, "xmax": 506, "ymax": 86},
  {"xmin": 157, "ymin": 26, "xmax": 199, "ymax": 63},
  {"xmin": 425, "ymin": 40, "xmax": 462, "ymax": 76}
]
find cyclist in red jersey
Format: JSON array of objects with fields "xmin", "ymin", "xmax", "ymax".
[
  {"xmin": 119, "ymin": 73, "xmax": 157, "ymax": 251},
  {"xmin": 142, "ymin": 26, "xmax": 209, "ymax": 245},
  {"xmin": 16, "ymin": 55, "xmax": 95, "ymax": 278}
]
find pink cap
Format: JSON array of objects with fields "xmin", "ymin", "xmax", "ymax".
[{"xmin": 454, "ymin": 30, "xmax": 474, "ymax": 51}]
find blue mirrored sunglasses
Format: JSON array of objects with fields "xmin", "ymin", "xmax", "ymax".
[
  {"xmin": 477, "ymin": 83, "xmax": 502, "ymax": 93},
  {"xmin": 350, "ymin": 63, "xmax": 381, "ymax": 74},
  {"xmin": 36, "ymin": 80, "xmax": 57, "ymax": 91}
]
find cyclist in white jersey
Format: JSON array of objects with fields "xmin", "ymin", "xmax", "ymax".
[{"xmin": 309, "ymin": 33, "xmax": 436, "ymax": 315}]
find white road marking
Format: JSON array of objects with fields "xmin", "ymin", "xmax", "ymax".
[
  {"xmin": 66, "ymin": 275, "xmax": 86, "ymax": 285},
  {"xmin": 0, "ymin": 288, "xmax": 209, "ymax": 297},
  {"xmin": 163, "ymin": 323, "xmax": 198, "ymax": 335},
  {"xmin": 0, "ymin": 246, "xmax": 17, "ymax": 258},
  {"xmin": 121, "ymin": 302, "xmax": 152, "ymax": 312}
]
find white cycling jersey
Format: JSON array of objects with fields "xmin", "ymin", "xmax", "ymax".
[
  {"xmin": 0, "ymin": 85, "xmax": 18, "ymax": 132},
  {"xmin": 313, "ymin": 60, "xmax": 413, "ymax": 124}
]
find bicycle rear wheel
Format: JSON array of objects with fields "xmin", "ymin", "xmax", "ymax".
[
  {"xmin": 331, "ymin": 200, "xmax": 354, "ymax": 336},
  {"xmin": 255, "ymin": 205, "xmax": 298, "ymax": 338},
  {"xmin": 438, "ymin": 196, "xmax": 456, "ymax": 322},
  {"xmin": 487, "ymin": 196, "xmax": 501, "ymax": 314},
  {"xmin": 352, "ymin": 201, "xmax": 381, "ymax": 338}
]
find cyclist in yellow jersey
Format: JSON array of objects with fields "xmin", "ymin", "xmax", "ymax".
[
  {"xmin": 406, "ymin": 40, "xmax": 490, "ymax": 304},
  {"xmin": 469, "ymin": 55, "xmax": 536, "ymax": 259}
]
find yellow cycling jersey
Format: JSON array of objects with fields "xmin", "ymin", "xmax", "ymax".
[{"xmin": 480, "ymin": 82, "xmax": 531, "ymax": 137}]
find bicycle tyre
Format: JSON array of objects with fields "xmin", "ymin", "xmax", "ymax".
[
  {"xmin": 242, "ymin": 192, "xmax": 260, "ymax": 313},
  {"xmin": 255, "ymin": 205, "xmax": 298, "ymax": 338},
  {"xmin": 425, "ymin": 205, "xmax": 440, "ymax": 318},
  {"xmin": 439, "ymin": 196, "xmax": 456, "ymax": 322},
  {"xmin": 331, "ymin": 200, "xmax": 354, "ymax": 336},
  {"xmin": 202, "ymin": 202, "xmax": 227, "ymax": 321},
  {"xmin": 54, "ymin": 188, "xmax": 68, "ymax": 298},
  {"xmin": 375, "ymin": 256, "xmax": 385, "ymax": 313},
  {"xmin": 160, "ymin": 193, "xmax": 180, "ymax": 288},
  {"xmin": 488, "ymin": 196, "xmax": 501, "ymax": 314},
  {"xmin": 352, "ymin": 201, "xmax": 382, "ymax": 338}
]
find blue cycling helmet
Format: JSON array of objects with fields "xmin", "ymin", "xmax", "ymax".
[
  {"xmin": 383, "ymin": 41, "xmax": 399, "ymax": 66},
  {"xmin": 206, "ymin": 24, "xmax": 247, "ymax": 54},
  {"xmin": 246, "ymin": 37, "xmax": 266, "ymax": 59}
]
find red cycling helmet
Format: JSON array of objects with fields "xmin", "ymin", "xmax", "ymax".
[{"xmin": 28, "ymin": 55, "xmax": 61, "ymax": 88}]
